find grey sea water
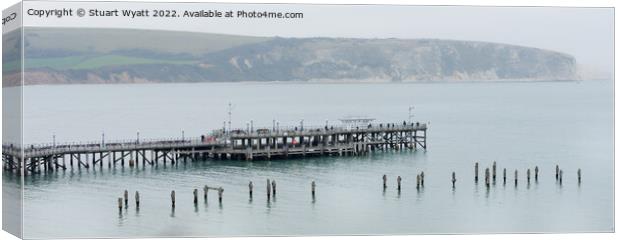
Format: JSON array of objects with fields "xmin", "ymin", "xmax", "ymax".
[{"xmin": 3, "ymin": 80, "xmax": 614, "ymax": 238}]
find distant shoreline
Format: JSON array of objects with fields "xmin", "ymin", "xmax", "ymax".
[{"xmin": 4, "ymin": 78, "xmax": 612, "ymax": 89}]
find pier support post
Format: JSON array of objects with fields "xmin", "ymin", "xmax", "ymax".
[
  {"xmin": 474, "ymin": 162, "xmax": 479, "ymax": 182},
  {"xmin": 416, "ymin": 174, "xmax": 420, "ymax": 189},
  {"xmin": 514, "ymin": 170, "xmax": 518, "ymax": 186},
  {"xmin": 249, "ymin": 181, "xmax": 253, "ymax": 198},
  {"xmin": 492, "ymin": 161, "xmax": 497, "ymax": 183},
  {"xmin": 118, "ymin": 198, "xmax": 123, "ymax": 211},
  {"xmin": 420, "ymin": 171, "xmax": 425, "ymax": 187},
  {"xmin": 271, "ymin": 180, "xmax": 277, "ymax": 196},
  {"xmin": 503, "ymin": 168, "xmax": 506, "ymax": 185},
  {"xmin": 267, "ymin": 179, "xmax": 271, "ymax": 200},
  {"xmin": 485, "ymin": 168, "xmax": 490, "ymax": 188},
  {"xmin": 559, "ymin": 170, "xmax": 563, "ymax": 185},
  {"xmin": 218, "ymin": 188, "xmax": 224, "ymax": 203},
  {"xmin": 577, "ymin": 168, "xmax": 581, "ymax": 184},
  {"xmin": 124, "ymin": 190, "xmax": 129, "ymax": 208},
  {"xmin": 171, "ymin": 190, "xmax": 176, "ymax": 208},
  {"xmin": 397, "ymin": 176, "xmax": 402, "ymax": 191},
  {"xmin": 382, "ymin": 174, "xmax": 387, "ymax": 189},
  {"xmin": 452, "ymin": 172, "xmax": 456, "ymax": 188},
  {"xmin": 535, "ymin": 166, "xmax": 539, "ymax": 182},
  {"xmin": 135, "ymin": 191, "xmax": 140, "ymax": 208},
  {"xmin": 193, "ymin": 189, "xmax": 198, "ymax": 204},
  {"xmin": 527, "ymin": 169, "xmax": 531, "ymax": 184},
  {"xmin": 556, "ymin": 165, "xmax": 559, "ymax": 180},
  {"xmin": 311, "ymin": 181, "xmax": 316, "ymax": 198}
]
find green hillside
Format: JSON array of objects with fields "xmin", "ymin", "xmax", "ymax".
[{"xmin": 24, "ymin": 27, "xmax": 270, "ymax": 56}]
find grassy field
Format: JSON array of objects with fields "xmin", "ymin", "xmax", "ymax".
[{"xmin": 24, "ymin": 27, "xmax": 270, "ymax": 56}]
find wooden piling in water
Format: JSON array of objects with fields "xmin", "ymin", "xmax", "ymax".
[
  {"xmin": 420, "ymin": 171, "xmax": 425, "ymax": 187},
  {"xmin": 123, "ymin": 190, "xmax": 129, "ymax": 208},
  {"xmin": 218, "ymin": 187, "xmax": 224, "ymax": 203},
  {"xmin": 492, "ymin": 161, "xmax": 497, "ymax": 182},
  {"xmin": 382, "ymin": 174, "xmax": 387, "ymax": 188},
  {"xmin": 193, "ymin": 189, "xmax": 198, "ymax": 204},
  {"xmin": 135, "ymin": 191, "xmax": 140, "ymax": 208},
  {"xmin": 503, "ymin": 168, "xmax": 506, "ymax": 185},
  {"xmin": 514, "ymin": 169, "xmax": 518, "ymax": 186},
  {"xmin": 451, "ymin": 172, "xmax": 456, "ymax": 188},
  {"xmin": 267, "ymin": 179, "xmax": 271, "ymax": 199},
  {"xmin": 171, "ymin": 190, "xmax": 176, "ymax": 208},
  {"xmin": 577, "ymin": 168, "xmax": 581, "ymax": 184},
  {"xmin": 416, "ymin": 174, "xmax": 420, "ymax": 189},
  {"xmin": 527, "ymin": 169, "xmax": 531, "ymax": 184},
  {"xmin": 117, "ymin": 198, "xmax": 123, "ymax": 211},
  {"xmin": 556, "ymin": 165, "xmax": 559, "ymax": 180},
  {"xmin": 559, "ymin": 170, "xmax": 563, "ymax": 185},
  {"xmin": 272, "ymin": 180, "xmax": 277, "ymax": 196},
  {"xmin": 249, "ymin": 181, "xmax": 253, "ymax": 197},
  {"xmin": 535, "ymin": 166, "xmax": 539, "ymax": 182},
  {"xmin": 397, "ymin": 176, "xmax": 402, "ymax": 191},
  {"xmin": 474, "ymin": 162, "xmax": 479, "ymax": 182},
  {"xmin": 485, "ymin": 168, "xmax": 490, "ymax": 188},
  {"xmin": 311, "ymin": 181, "xmax": 316, "ymax": 197}
]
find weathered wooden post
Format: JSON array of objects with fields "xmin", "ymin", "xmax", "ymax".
[
  {"xmin": 420, "ymin": 171, "xmax": 425, "ymax": 187},
  {"xmin": 171, "ymin": 190, "xmax": 176, "ymax": 208},
  {"xmin": 382, "ymin": 174, "xmax": 387, "ymax": 188},
  {"xmin": 559, "ymin": 170, "xmax": 563, "ymax": 185},
  {"xmin": 129, "ymin": 159, "xmax": 135, "ymax": 168},
  {"xmin": 124, "ymin": 190, "xmax": 129, "ymax": 207},
  {"xmin": 271, "ymin": 180, "xmax": 277, "ymax": 196},
  {"xmin": 311, "ymin": 181, "xmax": 316, "ymax": 197},
  {"xmin": 249, "ymin": 181, "xmax": 253, "ymax": 197},
  {"xmin": 474, "ymin": 162, "xmax": 479, "ymax": 182},
  {"xmin": 535, "ymin": 166, "xmax": 539, "ymax": 182},
  {"xmin": 267, "ymin": 179, "xmax": 271, "ymax": 199},
  {"xmin": 514, "ymin": 169, "xmax": 518, "ymax": 186},
  {"xmin": 556, "ymin": 165, "xmax": 559, "ymax": 180},
  {"xmin": 451, "ymin": 172, "xmax": 456, "ymax": 188},
  {"xmin": 492, "ymin": 161, "xmax": 497, "ymax": 182},
  {"xmin": 218, "ymin": 187, "xmax": 224, "ymax": 203},
  {"xmin": 118, "ymin": 198, "xmax": 123, "ymax": 211},
  {"xmin": 577, "ymin": 168, "xmax": 581, "ymax": 184},
  {"xmin": 416, "ymin": 174, "xmax": 420, "ymax": 189},
  {"xmin": 484, "ymin": 168, "xmax": 490, "ymax": 188},
  {"xmin": 397, "ymin": 176, "xmax": 402, "ymax": 191},
  {"xmin": 193, "ymin": 189, "xmax": 198, "ymax": 204},
  {"xmin": 503, "ymin": 168, "xmax": 507, "ymax": 185},
  {"xmin": 527, "ymin": 169, "xmax": 531, "ymax": 184},
  {"xmin": 203, "ymin": 185, "xmax": 209, "ymax": 201},
  {"xmin": 135, "ymin": 191, "xmax": 140, "ymax": 208}
]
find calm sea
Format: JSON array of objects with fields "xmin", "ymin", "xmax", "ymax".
[{"xmin": 3, "ymin": 81, "xmax": 614, "ymax": 238}]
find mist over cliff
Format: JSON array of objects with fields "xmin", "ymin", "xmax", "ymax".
[{"xmin": 3, "ymin": 28, "xmax": 579, "ymax": 86}]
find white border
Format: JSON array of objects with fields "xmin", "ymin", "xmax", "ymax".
[{"xmin": 0, "ymin": 1, "xmax": 616, "ymax": 240}]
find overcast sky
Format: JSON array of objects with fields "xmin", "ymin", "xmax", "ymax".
[{"xmin": 23, "ymin": 1, "xmax": 614, "ymax": 73}]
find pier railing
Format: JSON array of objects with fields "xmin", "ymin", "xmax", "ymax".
[
  {"xmin": 223, "ymin": 123, "xmax": 427, "ymax": 138},
  {"xmin": 3, "ymin": 137, "xmax": 225, "ymax": 158}
]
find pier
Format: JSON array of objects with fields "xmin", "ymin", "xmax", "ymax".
[{"xmin": 2, "ymin": 122, "xmax": 427, "ymax": 176}]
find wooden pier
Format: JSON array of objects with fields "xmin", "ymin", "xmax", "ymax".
[{"xmin": 2, "ymin": 122, "xmax": 427, "ymax": 176}]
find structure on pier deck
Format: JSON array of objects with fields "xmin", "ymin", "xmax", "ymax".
[{"xmin": 2, "ymin": 121, "xmax": 427, "ymax": 176}]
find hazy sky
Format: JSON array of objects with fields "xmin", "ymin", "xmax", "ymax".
[{"xmin": 23, "ymin": 1, "xmax": 614, "ymax": 72}]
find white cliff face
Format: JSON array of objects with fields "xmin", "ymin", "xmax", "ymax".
[
  {"xmin": 9, "ymin": 28, "xmax": 578, "ymax": 85},
  {"xmin": 202, "ymin": 38, "xmax": 578, "ymax": 82}
]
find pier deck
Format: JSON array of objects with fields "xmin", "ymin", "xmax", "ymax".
[{"xmin": 2, "ymin": 122, "xmax": 427, "ymax": 176}]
